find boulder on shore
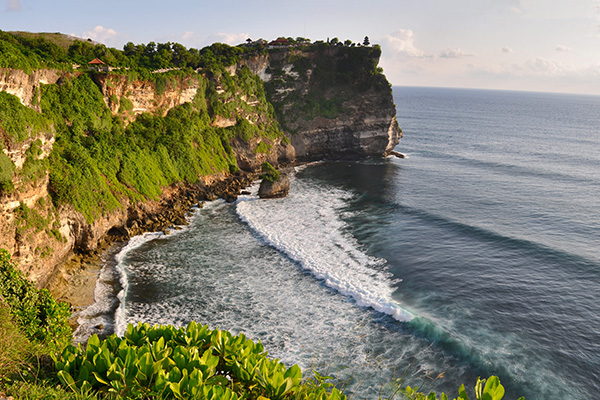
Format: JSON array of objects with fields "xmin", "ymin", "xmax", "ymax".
[{"xmin": 258, "ymin": 173, "xmax": 290, "ymax": 199}]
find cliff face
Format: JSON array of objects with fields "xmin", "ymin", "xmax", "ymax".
[
  {"xmin": 244, "ymin": 46, "xmax": 402, "ymax": 161},
  {"xmin": 93, "ymin": 74, "xmax": 199, "ymax": 119},
  {"xmin": 0, "ymin": 46, "xmax": 401, "ymax": 287}
]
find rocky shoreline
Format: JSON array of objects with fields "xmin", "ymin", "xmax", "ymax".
[{"xmin": 44, "ymin": 171, "xmax": 258, "ymax": 325}]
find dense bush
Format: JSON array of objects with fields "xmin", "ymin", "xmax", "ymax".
[
  {"xmin": 399, "ymin": 375, "xmax": 524, "ymax": 400},
  {"xmin": 0, "ymin": 91, "xmax": 51, "ymax": 143},
  {"xmin": 0, "ymin": 302, "xmax": 36, "ymax": 379},
  {"xmin": 0, "ymin": 151, "xmax": 15, "ymax": 193},
  {"xmin": 38, "ymin": 73, "xmax": 240, "ymax": 222},
  {"xmin": 260, "ymin": 161, "xmax": 280, "ymax": 183},
  {"xmin": 55, "ymin": 321, "xmax": 346, "ymax": 400},
  {"xmin": 0, "ymin": 249, "xmax": 71, "ymax": 353}
]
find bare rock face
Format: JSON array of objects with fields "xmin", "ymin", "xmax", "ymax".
[
  {"xmin": 258, "ymin": 174, "xmax": 290, "ymax": 199},
  {"xmin": 92, "ymin": 74, "xmax": 200, "ymax": 120}
]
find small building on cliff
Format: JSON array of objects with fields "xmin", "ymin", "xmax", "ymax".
[{"xmin": 88, "ymin": 58, "xmax": 109, "ymax": 72}]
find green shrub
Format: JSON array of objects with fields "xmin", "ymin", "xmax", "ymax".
[
  {"xmin": 0, "ymin": 249, "xmax": 72, "ymax": 353},
  {"xmin": 119, "ymin": 96, "xmax": 133, "ymax": 113},
  {"xmin": 14, "ymin": 202, "xmax": 48, "ymax": 237},
  {"xmin": 0, "ymin": 91, "xmax": 50, "ymax": 143},
  {"xmin": 55, "ymin": 321, "xmax": 346, "ymax": 400},
  {"xmin": 0, "ymin": 302, "xmax": 36, "ymax": 379},
  {"xmin": 399, "ymin": 375, "xmax": 524, "ymax": 400},
  {"xmin": 255, "ymin": 141, "xmax": 271, "ymax": 154},
  {"xmin": 260, "ymin": 161, "xmax": 280, "ymax": 183},
  {"xmin": 20, "ymin": 139, "xmax": 49, "ymax": 185},
  {"xmin": 0, "ymin": 152, "xmax": 15, "ymax": 193}
]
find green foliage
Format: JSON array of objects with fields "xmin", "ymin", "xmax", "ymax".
[
  {"xmin": 119, "ymin": 96, "xmax": 133, "ymax": 113},
  {"xmin": 0, "ymin": 151, "xmax": 15, "ymax": 193},
  {"xmin": 54, "ymin": 321, "xmax": 345, "ymax": 400},
  {"xmin": 0, "ymin": 36, "xmax": 43, "ymax": 72},
  {"xmin": 0, "ymin": 91, "xmax": 51, "ymax": 143},
  {"xmin": 0, "ymin": 30, "xmax": 74, "ymax": 71},
  {"xmin": 0, "ymin": 302, "xmax": 36, "ymax": 379},
  {"xmin": 20, "ymin": 139, "xmax": 49, "ymax": 184},
  {"xmin": 1, "ymin": 379, "xmax": 94, "ymax": 400},
  {"xmin": 260, "ymin": 162, "xmax": 280, "ymax": 183},
  {"xmin": 255, "ymin": 141, "xmax": 272, "ymax": 154},
  {"xmin": 39, "ymin": 73, "xmax": 239, "ymax": 222},
  {"xmin": 398, "ymin": 376, "xmax": 524, "ymax": 400},
  {"xmin": 0, "ymin": 249, "xmax": 72, "ymax": 353},
  {"xmin": 14, "ymin": 202, "xmax": 48, "ymax": 237}
]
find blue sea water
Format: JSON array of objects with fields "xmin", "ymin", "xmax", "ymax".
[{"xmin": 78, "ymin": 86, "xmax": 600, "ymax": 399}]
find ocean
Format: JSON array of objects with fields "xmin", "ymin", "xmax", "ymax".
[{"xmin": 75, "ymin": 86, "xmax": 600, "ymax": 399}]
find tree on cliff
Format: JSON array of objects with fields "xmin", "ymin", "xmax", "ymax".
[{"xmin": 363, "ymin": 36, "xmax": 370, "ymax": 46}]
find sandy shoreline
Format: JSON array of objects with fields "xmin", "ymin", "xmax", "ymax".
[{"xmin": 43, "ymin": 172, "xmax": 258, "ymax": 332}]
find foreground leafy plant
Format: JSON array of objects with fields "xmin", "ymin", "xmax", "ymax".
[
  {"xmin": 54, "ymin": 321, "xmax": 345, "ymax": 400},
  {"xmin": 399, "ymin": 375, "xmax": 524, "ymax": 400}
]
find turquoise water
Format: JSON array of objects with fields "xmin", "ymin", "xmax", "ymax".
[{"xmin": 79, "ymin": 87, "xmax": 600, "ymax": 399}]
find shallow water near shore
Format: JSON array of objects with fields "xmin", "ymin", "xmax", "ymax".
[{"xmin": 82, "ymin": 87, "xmax": 600, "ymax": 399}]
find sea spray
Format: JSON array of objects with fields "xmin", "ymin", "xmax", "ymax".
[
  {"xmin": 235, "ymin": 174, "xmax": 414, "ymax": 323},
  {"xmin": 74, "ymin": 206, "xmax": 202, "ymax": 342}
]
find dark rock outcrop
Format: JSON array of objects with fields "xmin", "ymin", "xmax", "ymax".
[{"xmin": 258, "ymin": 174, "xmax": 290, "ymax": 199}]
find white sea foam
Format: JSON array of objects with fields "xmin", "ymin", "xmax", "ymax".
[
  {"xmin": 74, "ymin": 206, "xmax": 205, "ymax": 341},
  {"xmin": 236, "ymin": 175, "xmax": 414, "ymax": 322},
  {"xmin": 113, "ymin": 231, "xmax": 166, "ymax": 336}
]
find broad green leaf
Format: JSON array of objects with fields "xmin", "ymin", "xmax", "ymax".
[
  {"xmin": 458, "ymin": 384, "xmax": 470, "ymax": 400},
  {"xmin": 284, "ymin": 364, "xmax": 302, "ymax": 382},
  {"xmin": 76, "ymin": 365, "xmax": 89, "ymax": 385},
  {"xmin": 481, "ymin": 376, "xmax": 505, "ymax": 400},
  {"xmin": 206, "ymin": 375, "xmax": 229, "ymax": 386},
  {"xmin": 169, "ymin": 381, "xmax": 183, "ymax": 399},
  {"xmin": 91, "ymin": 371, "xmax": 110, "ymax": 386},
  {"xmin": 276, "ymin": 377, "xmax": 294, "ymax": 398},
  {"xmin": 87, "ymin": 334, "xmax": 100, "ymax": 348},
  {"xmin": 137, "ymin": 351, "xmax": 154, "ymax": 379},
  {"xmin": 173, "ymin": 351, "xmax": 187, "ymax": 370},
  {"xmin": 57, "ymin": 370, "xmax": 76, "ymax": 391}
]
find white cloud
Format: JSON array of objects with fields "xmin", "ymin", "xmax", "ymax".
[
  {"xmin": 205, "ymin": 32, "xmax": 250, "ymax": 46},
  {"xmin": 182, "ymin": 31, "xmax": 194, "ymax": 40},
  {"xmin": 381, "ymin": 29, "xmax": 425, "ymax": 58},
  {"xmin": 439, "ymin": 48, "xmax": 473, "ymax": 59},
  {"xmin": 501, "ymin": 47, "xmax": 514, "ymax": 53},
  {"xmin": 6, "ymin": 0, "xmax": 20, "ymax": 11},
  {"xmin": 555, "ymin": 45, "xmax": 571, "ymax": 52},
  {"xmin": 526, "ymin": 57, "xmax": 565, "ymax": 75},
  {"xmin": 82, "ymin": 26, "xmax": 118, "ymax": 45},
  {"xmin": 510, "ymin": 7, "xmax": 522, "ymax": 14}
]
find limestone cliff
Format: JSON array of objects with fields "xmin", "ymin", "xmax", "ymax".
[
  {"xmin": 243, "ymin": 45, "xmax": 402, "ymax": 161},
  {"xmin": 92, "ymin": 74, "xmax": 199, "ymax": 119}
]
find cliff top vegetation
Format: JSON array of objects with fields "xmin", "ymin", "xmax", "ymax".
[{"xmin": 0, "ymin": 30, "xmax": 379, "ymax": 75}]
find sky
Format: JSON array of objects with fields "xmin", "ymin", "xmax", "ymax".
[{"xmin": 3, "ymin": 0, "xmax": 600, "ymax": 95}]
